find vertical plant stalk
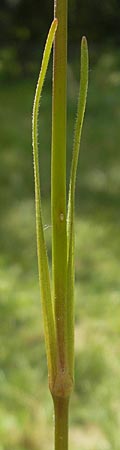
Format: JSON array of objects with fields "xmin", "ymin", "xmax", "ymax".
[
  {"xmin": 51, "ymin": 0, "xmax": 68, "ymax": 374},
  {"xmin": 32, "ymin": 3, "xmax": 88, "ymax": 449},
  {"xmin": 51, "ymin": 1, "xmax": 72, "ymax": 449},
  {"xmin": 54, "ymin": 397, "xmax": 69, "ymax": 450}
]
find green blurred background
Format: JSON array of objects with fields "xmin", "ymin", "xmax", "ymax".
[{"xmin": 0, "ymin": 1, "xmax": 120, "ymax": 449}]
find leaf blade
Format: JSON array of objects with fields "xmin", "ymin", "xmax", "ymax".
[
  {"xmin": 32, "ymin": 19, "xmax": 58, "ymax": 388},
  {"xmin": 67, "ymin": 37, "xmax": 89, "ymax": 377}
]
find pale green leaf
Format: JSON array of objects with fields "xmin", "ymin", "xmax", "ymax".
[
  {"xmin": 67, "ymin": 37, "xmax": 89, "ymax": 377},
  {"xmin": 32, "ymin": 19, "xmax": 58, "ymax": 387}
]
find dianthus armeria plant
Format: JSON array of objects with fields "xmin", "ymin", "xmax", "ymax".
[{"xmin": 32, "ymin": 0, "xmax": 88, "ymax": 449}]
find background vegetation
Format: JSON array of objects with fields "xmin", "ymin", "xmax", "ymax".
[{"xmin": 0, "ymin": 1, "xmax": 120, "ymax": 449}]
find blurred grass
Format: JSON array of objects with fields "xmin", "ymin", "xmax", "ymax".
[{"xmin": 0, "ymin": 49, "xmax": 120, "ymax": 450}]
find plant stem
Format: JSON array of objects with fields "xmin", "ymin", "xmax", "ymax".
[
  {"xmin": 51, "ymin": 0, "xmax": 68, "ymax": 369},
  {"xmin": 53, "ymin": 397, "xmax": 69, "ymax": 450}
]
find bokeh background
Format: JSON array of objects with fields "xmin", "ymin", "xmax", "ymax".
[{"xmin": 0, "ymin": 1, "xmax": 120, "ymax": 449}]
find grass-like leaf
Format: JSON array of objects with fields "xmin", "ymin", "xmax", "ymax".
[
  {"xmin": 32, "ymin": 19, "xmax": 58, "ymax": 388},
  {"xmin": 67, "ymin": 36, "xmax": 89, "ymax": 377}
]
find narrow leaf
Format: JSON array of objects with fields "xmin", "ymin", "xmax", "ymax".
[
  {"xmin": 32, "ymin": 19, "xmax": 58, "ymax": 388},
  {"xmin": 67, "ymin": 37, "xmax": 89, "ymax": 376}
]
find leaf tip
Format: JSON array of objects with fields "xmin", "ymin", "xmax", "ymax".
[
  {"xmin": 81, "ymin": 36, "xmax": 89, "ymax": 67},
  {"xmin": 81, "ymin": 35, "xmax": 87, "ymax": 47}
]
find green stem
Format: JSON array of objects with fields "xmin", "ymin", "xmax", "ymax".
[
  {"xmin": 53, "ymin": 397, "xmax": 69, "ymax": 450},
  {"xmin": 51, "ymin": 0, "xmax": 68, "ymax": 370}
]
